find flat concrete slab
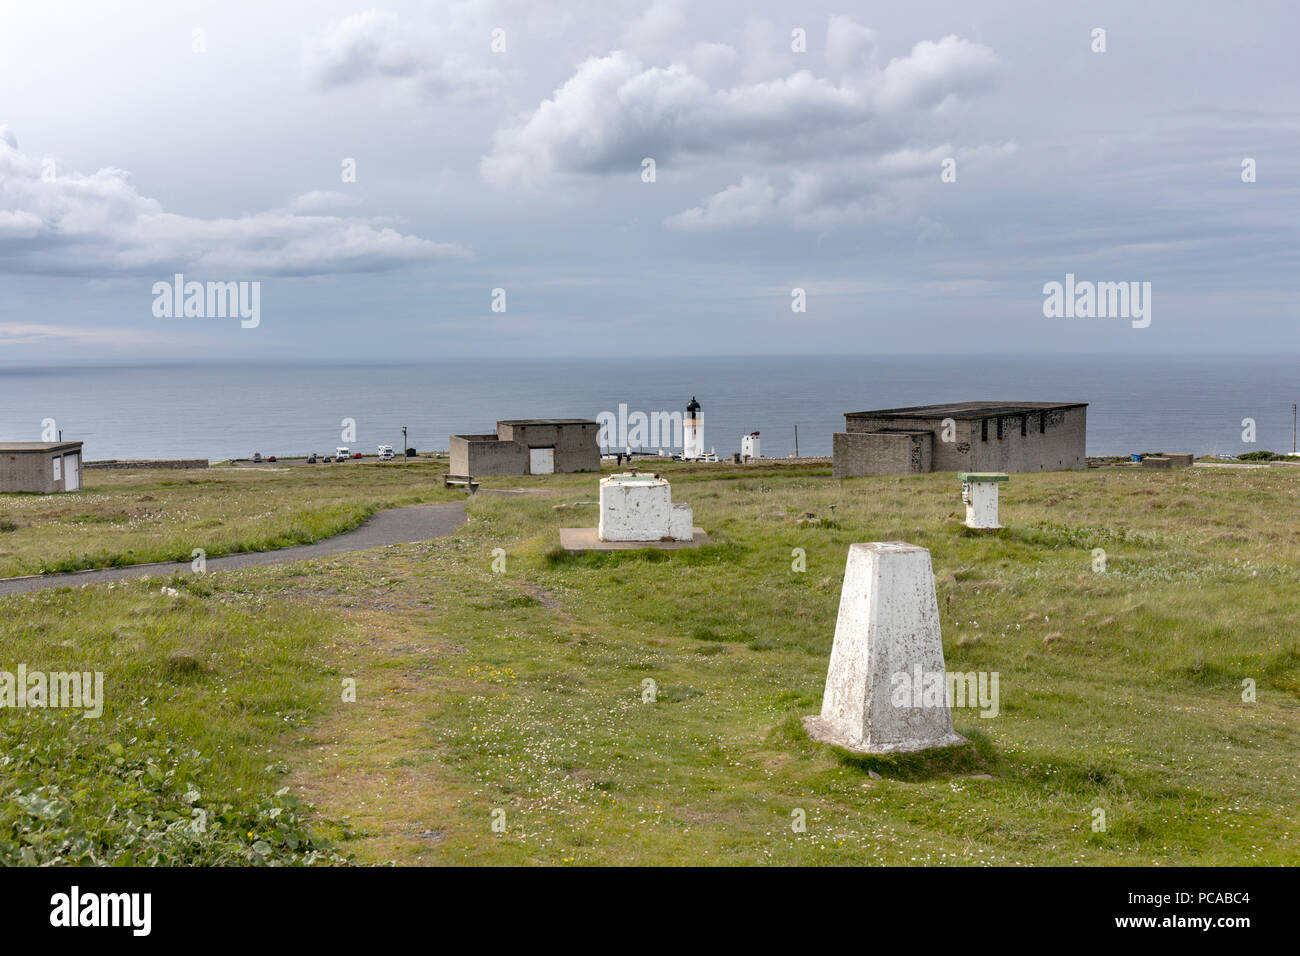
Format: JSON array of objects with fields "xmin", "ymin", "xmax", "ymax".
[{"xmin": 559, "ymin": 527, "xmax": 708, "ymax": 553}]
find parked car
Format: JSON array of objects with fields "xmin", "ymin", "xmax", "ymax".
[
  {"xmin": 352, "ymin": 452, "xmax": 363, "ymax": 459},
  {"xmin": 267, "ymin": 456, "xmax": 277, "ymax": 462},
  {"xmin": 308, "ymin": 454, "xmax": 317, "ymax": 464},
  {"xmin": 252, "ymin": 452, "xmax": 263, "ymax": 463}
]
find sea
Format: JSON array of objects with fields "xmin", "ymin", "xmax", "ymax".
[{"xmin": 0, "ymin": 354, "xmax": 1294, "ymax": 461}]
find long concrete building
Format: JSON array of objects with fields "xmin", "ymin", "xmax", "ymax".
[
  {"xmin": 450, "ymin": 419, "xmax": 599, "ymax": 476},
  {"xmin": 833, "ymin": 402, "xmax": 1087, "ymax": 477}
]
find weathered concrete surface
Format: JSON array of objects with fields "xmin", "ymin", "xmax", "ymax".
[
  {"xmin": 960, "ymin": 473, "xmax": 1007, "ymax": 530},
  {"xmin": 0, "ymin": 502, "xmax": 466, "ymax": 597},
  {"xmin": 0, "ymin": 442, "xmax": 84, "ymax": 493},
  {"xmin": 1141, "ymin": 454, "xmax": 1193, "ymax": 469},
  {"xmin": 451, "ymin": 420, "xmax": 599, "ymax": 476},
  {"xmin": 804, "ymin": 542, "xmax": 967, "ymax": 755},
  {"xmin": 597, "ymin": 473, "xmax": 694, "ymax": 542},
  {"xmin": 559, "ymin": 527, "xmax": 707, "ymax": 553},
  {"xmin": 669, "ymin": 503, "xmax": 694, "ymax": 541},
  {"xmin": 833, "ymin": 430, "xmax": 931, "ymax": 477},
  {"xmin": 835, "ymin": 402, "xmax": 1087, "ymax": 476}
]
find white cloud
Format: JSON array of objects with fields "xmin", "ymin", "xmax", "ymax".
[
  {"xmin": 301, "ymin": 9, "xmax": 498, "ymax": 100},
  {"xmin": 622, "ymin": 0, "xmax": 688, "ymax": 58},
  {"xmin": 286, "ymin": 190, "xmax": 362, "ymax": 214},
  {"xmin": 663, "ymin": 176, "xmax": 778, "ymax": 231},
  {"xmin": 481, "ymin": 22, "xmax": 1000, "ymax": 187},
  {"xmin": 0, "ymin": 128, "xmax": 470, "ymax": 277},
  {"xmin": 824, "ymin": 15, "xmax": 877, "ymax": 76},
  {"xmin": 686, "ymin": 41, "xmax": 738, "ymax": 80}
]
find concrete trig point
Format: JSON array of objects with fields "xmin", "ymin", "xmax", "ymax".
[
  {"xmin": 804, "ymin": 542, "xmax": 967, "ymax": 755},
  {"xmin": 959, "ymin": 472, "xmax": 1008, "ymax": 530}
]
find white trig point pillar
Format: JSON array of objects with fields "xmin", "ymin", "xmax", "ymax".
[
  {"xmin": 960, "ymin": 472, "xmax": 1008, "ymax": 530},
  {"xmin": 804, "ymin": 542, "xmax": 967, "ymax": 755}
]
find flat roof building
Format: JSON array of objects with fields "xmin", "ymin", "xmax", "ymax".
[
  {"xmin": 0, "ymin": 441, "xmax": 85, "ymax": 493},
  {"xmin": 450, "ymin": 419, "xmax": 599, "ymax": 476},
  {"xmin": 833, "ymin": 402, "xmax": 1087, "ymax": 477}
]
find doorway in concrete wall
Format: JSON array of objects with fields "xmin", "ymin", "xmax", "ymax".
[
  {"xmin": 64, "ymin": 453, "xmax": 81, "ymax": 491},
  {"xmin": 529, "ymin": 447, "xmax": 555, "ymax": 475}
]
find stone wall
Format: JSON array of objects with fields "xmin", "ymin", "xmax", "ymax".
[
  {"xmin": 839, "ymin": 406, "xmax": 1087, "ymax": 474},
  {"xmin": 450, "ymin": 435, "xmax": 528, "ymax": 476},
  {"xmin": 451, "ymin": 422, "xmax": 601, "ymax": 476},
  {"xmin": 963, "ymin": 406, "xmax": 1087, "ymax": 472},
  {"xmin": 0, "ymin": 447, "xmax": 81, "ymax": 493},
  {"xmin": 0, "ymin": 451, "xmax": 57, "ymax": 493},
  {"xmin": 499, "ymin": 422, "xmax": 600, "ymax": 473},
  {"xmin": 85, "ymin": 459, "xmax": 209, "ymax": 470},
  {"xmin": 832, "ymin": 431, "xmax": 932, "ymax": 477}
]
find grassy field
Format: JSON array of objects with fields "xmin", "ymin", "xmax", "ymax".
[
  {"xmin": 2, "ymin": 459, "xmax": 1298, "ymax": 865},
  {"xmin": 0, "ymin": 457, "xmax": 461, "ymax": 576}
]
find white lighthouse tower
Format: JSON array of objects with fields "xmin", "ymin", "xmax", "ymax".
[{"xmin": 682, "ymin": 396, "xmax": 704, "ymax": 460}]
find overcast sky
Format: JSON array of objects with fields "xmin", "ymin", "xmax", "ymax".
[{"xmin": 0, "ymin": 0, "xmax": 1296, "ymax": 360}]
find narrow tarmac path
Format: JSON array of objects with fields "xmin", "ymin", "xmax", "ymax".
[{"xmin": 0, "ymin": 502, "xmax": 467, "ymax": 597}]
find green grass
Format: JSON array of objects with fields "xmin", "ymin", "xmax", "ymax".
[
  {"xmin": 0, "ymin": 457, "xmax": 460, "ymax": 576},
  {"xmin": 2, "ymin": 459, "xmax": 1299, "ymax": 865},
  {"xmin": 0, "ymin": 576, "xmax": 347, "ymax": 864}
]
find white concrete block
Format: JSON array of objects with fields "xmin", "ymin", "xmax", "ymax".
[
  {"xmin": 804, "ymin": 542, "xmax": 967, "ymax": 755},
  {"xmin": 669, "ymin": 503, "xmax": 693, "ymax": 541},
  {"xmin": 598, "ymin": 473, "xmax": 694, "ymax": 542},
  {"xmin": 960, "ymin": 472, "xmax": 1007, "ymax": 530}
]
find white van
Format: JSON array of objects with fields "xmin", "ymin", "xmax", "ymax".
[
  {"xmin": 378, "ymin": 444, "xmax": 394, "ymax": 460},
  {"xmin": 335, "ymin": 446, "xmax": 350, "ymax": 462}
]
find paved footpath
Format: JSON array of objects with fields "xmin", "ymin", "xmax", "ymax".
[{"xmin": 0, "ymin": 502, "xmax": 467, "ymax": 597}]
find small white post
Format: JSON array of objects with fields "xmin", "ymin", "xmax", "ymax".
[{"xmin": 960, "ymin": 472, "xmax": 1008, "ymax": 530}]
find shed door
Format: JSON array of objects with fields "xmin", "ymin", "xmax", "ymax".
[
  {"xmin": 529, "ymin": 447, "xmax": 555, "ymax": 475},
  {"xmin": 65, "ymin": 453, "xmax": 81, "ymax": 491}
]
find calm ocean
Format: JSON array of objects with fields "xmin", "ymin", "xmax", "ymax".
[{"xmin": 0, "ymin": 355, "xmax": 1294, "ymax": 461}]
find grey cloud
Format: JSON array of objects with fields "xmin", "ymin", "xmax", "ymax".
[
  {"xmin": 665, "ymin": 141, "xmax": 1018, "ymax": 231},
  {"xmin": 0, "ymin": 130, "xmax": 470, "ymax": 277},
  {"xmin": 302, "ymin": 9, "xmax": 499, "ymax": 99}
]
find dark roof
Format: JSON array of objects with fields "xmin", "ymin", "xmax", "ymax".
[
  {"xmin": 846, "ymin": 402, "xmax": 1087, "ymax": 421},
  {"xmin": 497, "ymin": 419, "xmax": 597, "ymax": 426},
  {"xmin": 0, "ymin": 441, "xmax": 83, "ymax": 453}
]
